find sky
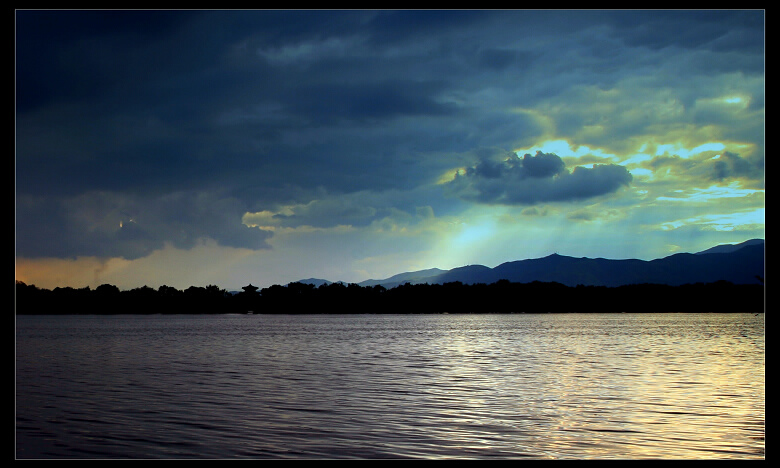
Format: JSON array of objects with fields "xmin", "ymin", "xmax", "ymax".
[{"xmin": 15, "ymin": 10, "xmax": 765, "ymax": 291}]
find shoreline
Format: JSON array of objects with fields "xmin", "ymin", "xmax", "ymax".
[{"xmin": 16, "ymin": 280, "xmax": 765, "ymax": 315}]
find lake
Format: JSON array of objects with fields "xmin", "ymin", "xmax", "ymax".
[{"xmin": 16, "ymin": 313, "xmax": 764, "ymax": 459}]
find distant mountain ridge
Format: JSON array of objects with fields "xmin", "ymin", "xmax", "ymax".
[
  {"xmin": 358, "ymin": 268, "xmax": 446, "ymax": 288},
  {"xmin": 295, "ymin": 278, "xmax": 334, "ymax": 288},
  {"xmin": 693, "ymin": 238, "xmax": 765, "ymax": 255},
  {"xmin": 294, "ymin": 239, "xmax": 764, "ymax": 289}
]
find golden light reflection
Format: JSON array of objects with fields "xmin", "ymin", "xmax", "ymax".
[{"xmin": 519, "ymin": 314, "xmax": 765, "ymax": 459}]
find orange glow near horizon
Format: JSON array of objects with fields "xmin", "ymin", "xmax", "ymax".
[{"xmin": 15, "ymin": 256, "xmax": 129, "ymax": 290}]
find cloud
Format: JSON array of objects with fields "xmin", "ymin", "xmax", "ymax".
[
  {"xmin": 447, "ymin": 151, "xmax": 633, "ymax": 205},
  {"xmin": 477, "ymin": 48, "xmax": 525, "ymax": 71},
  {"xmin": 243, "ymin": 197, "xmax": 378, "ymax": 230},
  {"xmin": 16, "ymin": 191, "xmax": 273, "ymax": 260},
  {"xmin": 640, "ymin": 150, "xmax": 763, "ymax": 188},
  {"xmin": 14, "ymin": 10, "xmax": 763, "ymax": 288},
  {"xmin": 657, "ymin": 208, "xmax": 765, "ymax": 233},
  {"xmin": 282, "ymin": 80, "xmax": 460, "ymax": 123},
  {"xmin": 241, "ymin": 186, "xmax": 454, "ymax": 233},
  {"xmin": 606, "ymin": 10, "xmax": 763, "ymax": 52},
  {"xmin": 257, "ymin": 35, "xmax": 366, "ymax": 66},
  {"xmin": 710, "ymin": 151, "xmax": 763, "ymax": 182},
  {"xmin": 566, "ymin": 208, "xmax": 624, "ymax": 223}
]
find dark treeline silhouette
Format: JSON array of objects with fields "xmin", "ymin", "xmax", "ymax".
[{"xmin": 15, "ymin": 279, "xmax": 764, "ymax": 315}]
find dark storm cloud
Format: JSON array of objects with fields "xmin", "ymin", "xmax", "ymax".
[
  {"xmin": 710, "ymin": 151, "xmax": 763, "ymax": 182},
  {"xmin": 283, "ymin": 80, "xmax": 459, "ymax": 123},
  {"xmin": 519, "ymin": 152, "xmax": 567, "ymax": 178},
  {"xmin": 15, "ymin": 10, "xmax": 466, "ymax": 199},
  {"xmin": 603, "ymin": 10, "xmax": 764, "ymax": 52},
  {"xmin": 466, "ymin": 151, "xmax": 566, "ymax": 181},
  {"xmin": 477, "ymin": 48, "xmax": 523, "ymax": 71},
  {"xmin": 363, "ymin": 10, "xmax": 496, "ymax": 44},
  {"xmin": 15, "ymin": 191, "xmax": 272, "ymax": 260},
  {"xmin": 15, "ymin": 10, "xmax": 201, "ymax": 113},
  {"xmin": 449, "ymin": 152, "xmax": 633, "ymax": 205},
  {"xmin": 643, "ymin": 151, "xmax": 763, "ymax": 188},
  {"xmin": 15, "ymin": 10, "xmax": 762, "ymax": 261}
]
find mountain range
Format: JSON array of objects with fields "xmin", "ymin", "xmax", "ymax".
[{"xmin": 296, "ymin": 239, "xmax": 764, "ymax": 289}]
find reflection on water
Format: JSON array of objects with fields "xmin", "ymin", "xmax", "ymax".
[{"xmin": 16, "ymin": 313, "xmax": 764, "ymax": 459}]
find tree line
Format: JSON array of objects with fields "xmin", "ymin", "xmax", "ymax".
[{"xmin": 15, "ymin": 279, "xmax": 764, "ymax": 315}]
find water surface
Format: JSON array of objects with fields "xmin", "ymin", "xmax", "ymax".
[{"xmin": 16, "ymin": 313, "xmax": 764, "ymax": 459}]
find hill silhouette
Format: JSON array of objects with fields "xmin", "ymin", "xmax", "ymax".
[
  {"xmin": 694, "ymin": 238, "xmax": 764, "ymax": 255},
  {"xmin": 358, "ymin": 268, "xmax": 446, "ymax": 288},
  {"xmin": 300, "ymin": 239, "xmax": 764, "ymax": 288},
  {"xmin": 16, "ymin": 239, "xmax": 764, "ymax": 315}
]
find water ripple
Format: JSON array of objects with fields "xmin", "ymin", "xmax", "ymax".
[{"xmin": 17, "ymin": 313, "xmax": 764, "ymax": 459}]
